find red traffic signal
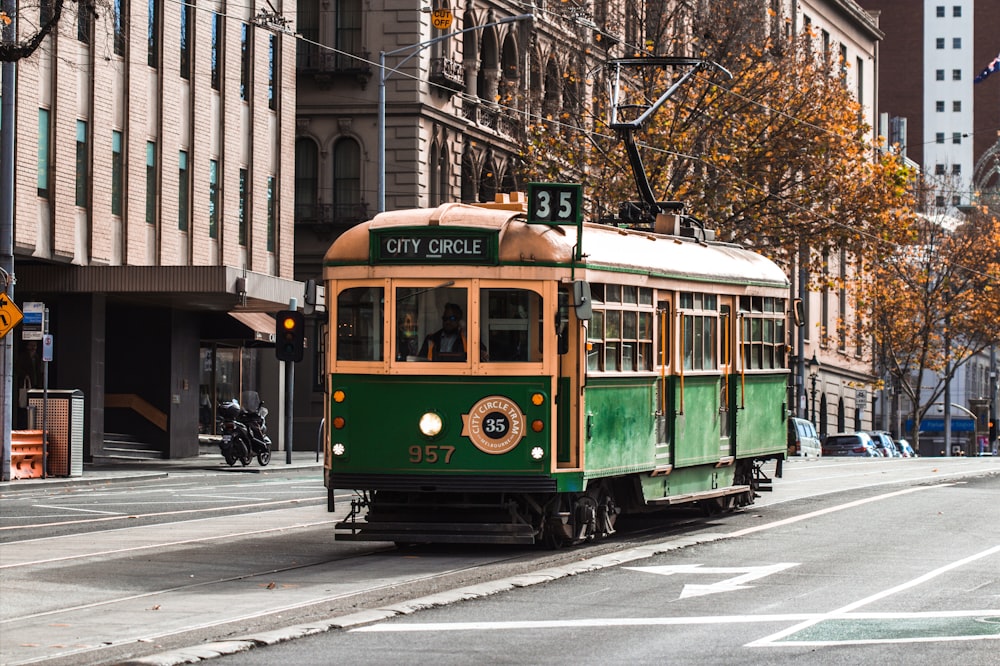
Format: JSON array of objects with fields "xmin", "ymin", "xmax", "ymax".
[{"xmin": 275, "ymin": 310, "xmax": 304, "ymax": 362}]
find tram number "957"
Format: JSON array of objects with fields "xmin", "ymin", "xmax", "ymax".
[{"xmin": 408, "ymin": 445, "xmax": 456, "ymax": 464}]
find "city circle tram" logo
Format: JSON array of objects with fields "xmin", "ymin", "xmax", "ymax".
[{"xmin": 461, "ymin": 395, "xmax": 526, "ymax": 455}]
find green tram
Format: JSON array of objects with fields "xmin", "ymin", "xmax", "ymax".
[{"xmin": 324, "ymin": 191, "xmax": 789, "ymax": 546}]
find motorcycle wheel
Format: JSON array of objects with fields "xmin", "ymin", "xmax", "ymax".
[
  {"xmin": 257, "ymin": 449, "xmax": 271, "ymax": 466},
  {"xmin": 223, "ymin": 452, "xmax": 237, "ymax": 466},
  {"xmin": 240, "ymin": 452, "xmax": 252, "ymax": 466}
]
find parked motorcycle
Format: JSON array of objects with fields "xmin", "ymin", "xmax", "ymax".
[{"xmin": 217, "ymin": 392, "xmax": 272, "ymax": 466}]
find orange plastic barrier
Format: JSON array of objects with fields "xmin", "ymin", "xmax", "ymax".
[{"xmin": 11, "ymin": 430, "xmax": 45, "ymax": 480}]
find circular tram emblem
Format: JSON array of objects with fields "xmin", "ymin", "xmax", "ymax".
[{"xmin": 461, "ymin": 396, "xmax": 526, "ymax": 455}]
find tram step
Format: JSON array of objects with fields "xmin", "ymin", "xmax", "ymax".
[{"xmin": 334, "ymin": 520, "xmax": 536, "ymax": 545}]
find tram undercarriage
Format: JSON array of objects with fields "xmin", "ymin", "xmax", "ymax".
[{"xmin": 332, "ymin": 458, "xmax": 777, "ymax": 547}]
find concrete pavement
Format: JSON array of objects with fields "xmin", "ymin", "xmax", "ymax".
[{"xmin": 0, "ymin": 445, "xmax": 324, "ymax": 494}]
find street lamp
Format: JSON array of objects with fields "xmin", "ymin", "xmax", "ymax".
[
  {"xmin": 377, "ymin": 14, "xmax": 534, "ymax": 213},
  {"xmin": 808, "ymin": 351, "xmax": 820, "ymax": 425}
]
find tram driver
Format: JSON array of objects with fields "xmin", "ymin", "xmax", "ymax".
[{"xmin": 419, "ymin": 303, "xmax": 468, "ymax": 361}]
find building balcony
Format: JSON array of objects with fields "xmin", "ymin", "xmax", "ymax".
[
  {"xmin": 295, "ymin": 203, "xmax": 370, "ymax": 235},
  {"xmin": 429, "ymin": 56, "xmax": 466, "ymax": 94},
  {"xmin": 462, "ymin": 100, "xmax": 522, "ymax": 142},
  {"xmin": 297, "ymin": 44, "xmax": 372, "ymax": 87}
]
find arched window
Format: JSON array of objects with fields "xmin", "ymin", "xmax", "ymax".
[
  {"xmin": 479, "ymin": 151, "xmax": 497, "ymax": 203},
  {"xmin": 461, "ymin": 145, "xmax": 477, "ymax": 203},
  {"xmin": 333, "ymin": 138, "xmax": 362, "ymax": 221},
  {"xmin": 294, "ymin": 138, "xmax": 318, "ymax": 221},
  {"xmin": 837, "ymin": 397, "xmax": 846, "ymax": 433},
  {"xmin": 819, "ymin": 394, "xmax": 828, "ymax": 438},
  {"xmin": 430, "ymin": 140, "xmax": 450, "ymax": 206}
]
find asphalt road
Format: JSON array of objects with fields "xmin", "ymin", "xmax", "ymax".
[{"xmin": 1, "ymin": 457, "xmax": 997, "ymax": 665}]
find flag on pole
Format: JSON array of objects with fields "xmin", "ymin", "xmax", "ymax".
[{"xmin": 974, "ymin": 52, "xmax": 1000, "ymax": 83}]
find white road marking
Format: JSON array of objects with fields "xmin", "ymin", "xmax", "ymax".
[
  {"xmin": 746, "ymin": 543, "xmax": 1000, "ymax": 647},
  {"xmin": 624, "ymin": 563, "xmax": 798, "ymax": 599},
  {"xmin": 31, "ymin": 504, "xmax": 121, "ymax": 515}
]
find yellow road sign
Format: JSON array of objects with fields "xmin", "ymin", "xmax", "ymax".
[
  {"xmin": 0, "ymin": 293, "xmax": 23, "ymax": 339},
  {"xmin": 431, "ymin": 9, "xmax": 453, "ymax": 30}
]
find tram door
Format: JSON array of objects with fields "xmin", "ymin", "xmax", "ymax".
[
  {"xmin": 719, "ymin": 299, "xmax": 735, "ymax": 457},
  {"xmin": 654, "ymin": 298, "xmax": 672, "ymax": 471}
]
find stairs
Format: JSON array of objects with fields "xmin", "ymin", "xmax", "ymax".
[{"xmin": 97, "ymin": 433, "xmax": 164, "ymax": 461}]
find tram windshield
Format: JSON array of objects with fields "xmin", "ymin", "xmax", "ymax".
[{"xmin": 335, "ymin": 282, "xmax": 544, "ymax": 364}]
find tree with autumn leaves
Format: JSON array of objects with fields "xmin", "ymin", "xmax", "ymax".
[
  {"xmin": 520, "ymin": 3, "xmax": 914, "ymax": 274},
  {"xmin": 867, "ymin": 206, "xmax": 1000, "ymax": 451}
]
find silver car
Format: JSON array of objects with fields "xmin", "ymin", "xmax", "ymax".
[
  {"xmin": 867, "ymin": 431, "xmax": 901, "ymax": 458},
  {"xmin": 822, "ymin": 432, "xmax": 880, "ymax": 457}
]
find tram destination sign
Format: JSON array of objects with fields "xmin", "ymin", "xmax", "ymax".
[{"xmin": 373, "ymin": 229, "xmax": 498, "ymax": 265}]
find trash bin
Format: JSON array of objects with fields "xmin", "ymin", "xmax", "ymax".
[{"xmin": 27, "ymin": 389, "xmax": 85, "ymax": 477}]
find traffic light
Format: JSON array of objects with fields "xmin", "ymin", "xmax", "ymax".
[{"xmin": 275, "ymin": 310, "xmax": 304, "ymax": 362}]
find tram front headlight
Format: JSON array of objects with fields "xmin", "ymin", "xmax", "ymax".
[{"xmin": 419, "ymin": 411, "xmax": 444, "ymax": 437}]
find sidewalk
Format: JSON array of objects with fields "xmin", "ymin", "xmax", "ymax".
[{"xmin": 0, "ymin": 446, "xmax": 324, "ymax": 493}]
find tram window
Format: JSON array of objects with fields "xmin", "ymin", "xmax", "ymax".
[
  {"xmin": 683, "ymin": 315, "xmax": 717, "ymax": 371},
  {"xmin": 623, "ymin": 285, "xmax": 637, "ymax": 304},
  {"xmin": 481, "ymin": 288, "xmax": 543, "ymax": 362},
  {"xmin": 587, "ymin": 310, "xmax": 604, "ymax": 371},
  {"xmin": 590, "ymin": 283, "xmax": 604, "ymax": 304},
  {"xmin": 739, "ymin": 296, "xmax": 786, "ymax": 369},
  {"xmin": 336, "ymin": 287, "xmax": 384, "ymax": 361},
  {"xmin": 395, "ymin": 286, "xmax": 468, "ymax": 362}
]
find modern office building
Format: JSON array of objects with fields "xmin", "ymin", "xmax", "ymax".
[{"xmin": 3, "ymin": 1, "xmax": 300, "ymax": 464}]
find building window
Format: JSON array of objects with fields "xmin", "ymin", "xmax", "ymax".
[
  {"xmin": 145, "ymin": 141, "xmax": 156, "ymax": 224},
  {"xmin": 952, "ymin": 195, "xmax": 961, "ymax": 206},
  {"xmin": 294, "ymin": 139, "xmax": 318, "ymax": 221},
  {"xmin": 178, "ymin": 150, "xmax": 189, "ymax": 231},
  {"xmin": 180, "ymin": 1, "xmax": 192, "ymax": 79},
  {"xmin": 211, "ymin": 13, "xmax": 221, "ymax": 90},
  {"xmin": 76, "ymin": 120, "xmax": 88, "ymax": 207},
  {"xmin": 935, "ymin": 6, "xmax": 944, "ymax": 17},
  {"xmin": 240, "ymin": 23, "xmax": 250, "ymax": 101},
  {"xmin": 953, "ymin": 37, "xmax": 961, "ymax": 49},
  {"xmin": 936, "ymin": 69, "xmax": 945, "ymax": 80},
  {"xmin": 953, "ymin": 132, "xmax": 962, "ymax": 144},
  {"xmin": 952, "ymin": 164, "xmax": 961, "ymax": 175},
  {"xmin": 112, "ymin": 130, "xmax": 123, "ymax": 215},
  {"xmin": 953, "ymin": 5, "xmax": 961, "ymax": 17},
  {"xmin": 952, "ymin": 69, "xmax": 961, "ymax": 80},
  {"xmin": 238, "ymin": 167, "xmax": 248, "ymax": 245},
  {"xmin": 268, "ymin": 35, "xmax": 276, "ymax": 110},
  {"xmin": 936, "ymin": 38, "xmax": 945, "ymax": 49},
  {"xmin": 335, "ymin": 0, "xmax": 363, "ymax": 62},
  {"xmin": 209, "ymin": 159, "xmax": 219, "ymax": 238},
  {"xmin": 953, "ymin": 100, "xmax": 962, "ymax": 112},
  {"xmin": 113, "ymin": 0, "xmax": 126, "ymax": 56},
  {"xmin": 148, "ymin": 0, "xmax": 158, "ymax": 67},
  {"xmin": 266, "ymin": 176, "xmax": 275, "ymax": 252},
  {"xmin": 936, "ymin": 100, "xmax": 945, "ymax": 112},
  {"xmin": 935, "ymin": 195, "xmax": 945, "ymax": 207},
  {"xmin": 333, "ymin": 137, "xmax": 362, "ymax": 219},
  {"xmin": 37, "ymin": 109, "xmax": 50, "ymax": 198},
  {"xmin": 936, "ymin": 133, "xmax": 945, "ymax": 144},
  {"xmin": 77, "ymin": 0, "xmax": 91, "ymax": 43},
  {"xmin": 935, "ymin": 164, "xmax": 946, "ymax": 175}
]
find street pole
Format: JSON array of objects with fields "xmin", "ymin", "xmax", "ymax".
[
  {"xmin": 0, "ymin": 0, "xmax": 17, "ymax": 482},
  {"xmin": 990, "ymin": 345, "xmax": 997, "ymax": 452},
  {"xmin": 284, "ymin": 297, "xmax": 297, "ymax": 464},
  {"xmin": 377, "ymin": 13, "xmax": 533, "ymax": 213}
]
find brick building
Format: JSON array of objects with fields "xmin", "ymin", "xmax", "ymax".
[{"xmin": 3, "ymin": 1, "xmax": 300, "ymax": 461}]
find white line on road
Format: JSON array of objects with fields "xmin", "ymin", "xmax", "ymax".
[{"xmin": 30, "ymin": 504, "xmax": 122, "ymax": 515}]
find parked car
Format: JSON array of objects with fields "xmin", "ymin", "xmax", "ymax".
[
  {"xmin": 822, "ymin": 432, "xmax": 880, "ymax": 457},
  {"xmin": 788, "ymin": 417, "xmax": 822, "ymax": 457},
  {"xmin": 896, "ymin": 438, "xmax": 916, "ymax": 457},
  {"xmin": 867, "ymin": 431, "xmax": 901, "ymax": 458}
]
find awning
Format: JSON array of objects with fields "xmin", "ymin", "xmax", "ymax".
[{"xmin": 228, "ymin": 311, "xmax": 276, "ymax": 343}]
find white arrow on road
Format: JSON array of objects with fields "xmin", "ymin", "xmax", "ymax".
[{"xmin": 625, "ymin": 562, "xmax": 798, "ymax": 599}]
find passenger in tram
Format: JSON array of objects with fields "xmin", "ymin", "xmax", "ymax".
[{"xmin": 419, "ymin": 303, "xmax": 468, "ymax": 361}]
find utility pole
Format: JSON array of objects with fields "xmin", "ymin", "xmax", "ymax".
[{"xmin": 1, "ymin": 0, "xmax": 17, "ymax": 482}]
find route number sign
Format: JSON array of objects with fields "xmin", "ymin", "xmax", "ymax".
[{"xmin": 526, "ymin": 182, "xmax": 582, "ymax": 226}]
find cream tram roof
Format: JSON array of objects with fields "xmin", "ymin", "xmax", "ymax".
[{"xmin": 324, "ymin": 202, "xmax": 788, "ymax": 288}]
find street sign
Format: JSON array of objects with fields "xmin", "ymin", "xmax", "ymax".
[
  {"xmin": 0, "ymin": 293, "xmax": 23, "ymax": 339},
  {"xmin": 22, "ymin": 301, "xmax": 44, "ymax": 340},
  {"xmin": 431, "ymin": 9, "xmax": 453, "ymax": 30}
]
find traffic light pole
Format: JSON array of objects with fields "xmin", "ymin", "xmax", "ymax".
[{"xmin": 284, "ymin": 298, "xmax": 296, "ymax": 464}]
